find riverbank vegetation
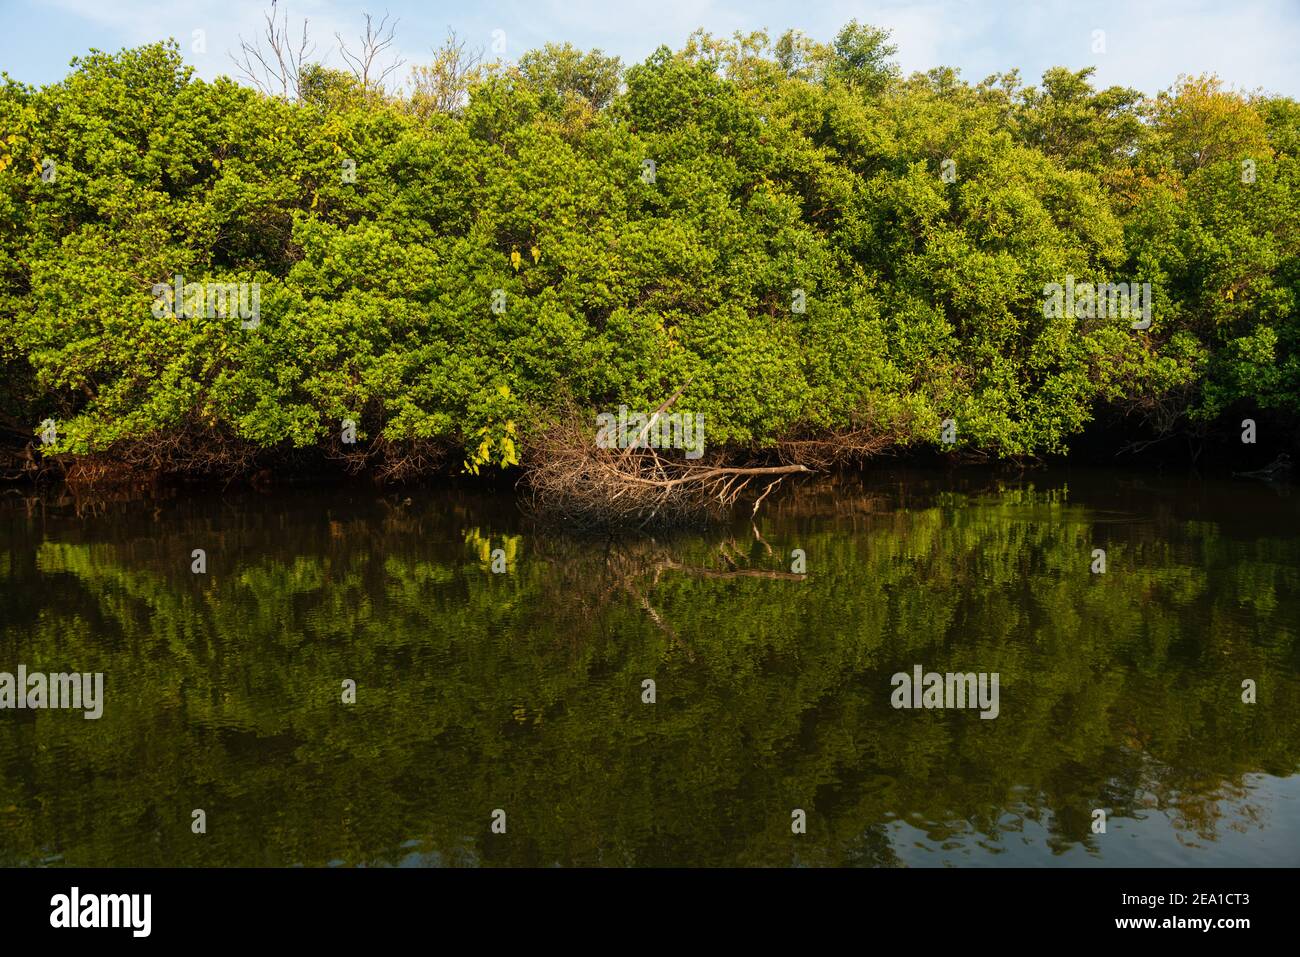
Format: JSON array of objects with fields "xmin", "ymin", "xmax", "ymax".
[{"xmin": 1, "ymin": 21, "xmax": 1297, "ymax": 500}]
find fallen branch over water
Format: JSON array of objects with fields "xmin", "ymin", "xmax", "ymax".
[{"xmin": 523, "ymin": 397, "xmax": 813, "ymax": 528}]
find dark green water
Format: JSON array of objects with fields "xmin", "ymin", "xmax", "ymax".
[{"xmin": 1, "ymin": 469, "xmax": 1298, "ymax": 867}]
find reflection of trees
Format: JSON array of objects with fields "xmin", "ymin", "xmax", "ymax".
[{"xmin": 0, "ymin": 478, "xmax": 1297, "ymax": 866}]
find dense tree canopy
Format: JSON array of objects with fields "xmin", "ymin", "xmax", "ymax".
[{"xmin": 0, "ymin": 24, "xmax": 1296, "ymax": 478}]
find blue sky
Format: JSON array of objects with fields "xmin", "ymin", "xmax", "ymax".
[{"xmin": 2, "ymin": 0, "xmax": 1298, "ymax": 97}]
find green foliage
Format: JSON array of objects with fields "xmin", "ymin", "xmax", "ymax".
[
  {"xmin": 1, "ymin": 29, "xmax": 1296, "ymax": 472},
  {"xmin": 518, "ymin": 43, "xmax": 622, "ymax": 113},
  {"xmin": 829, "ymin": 20, "xmax": 900, "ymax": 95}
]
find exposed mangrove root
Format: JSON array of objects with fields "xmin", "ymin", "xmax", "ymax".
[
  {"xmin": 5, "ymin": 418, "xmax": 456, "ymax": 489},
  {"xmin": 522, "ymin": 406, "xmax": 813, "ymax": 528},
  {"xmin": 42, "ymin": 420, "xmax": 265, "ymax": 487},
  {"xmin": 324, "ymin": 435, "xmax": 450, "ymax": 484},
  {"xmin": 773, "ymin": 426, "xmax": 898, "ymax": 470}
]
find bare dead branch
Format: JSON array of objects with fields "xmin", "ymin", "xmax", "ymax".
[
  {"xmin": 231, "ymin": 8, "xmax": 315, "ymax": 100},
  {"xmin": 522, "ymin": 398, "xmax": 812, "ymax": 529},
  {"xmin": 338, "ymin": 11, "xmax": 404, "ymax": 94}
]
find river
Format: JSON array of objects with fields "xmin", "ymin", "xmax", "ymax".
[{"xmin": 1, "ymin": 467, "xmax": 1297, "ymax": 866}]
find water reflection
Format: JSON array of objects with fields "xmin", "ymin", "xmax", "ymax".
[{"xmin": 0, "ymin": 469, "xmax": 1297, "ymax": 866}]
